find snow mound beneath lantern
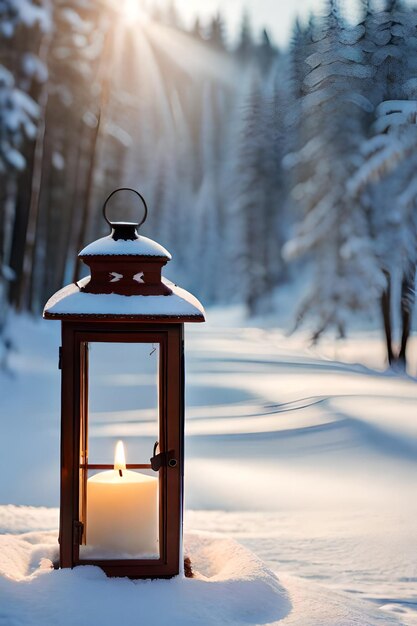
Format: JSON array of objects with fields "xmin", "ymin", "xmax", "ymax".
[
  {"xmin": 0, "ymin": 507, "xmax": 405, "ymax": 626},
  {"xmin": 0, "ymin": 513, "xmax": 290, "ymax": 626}
]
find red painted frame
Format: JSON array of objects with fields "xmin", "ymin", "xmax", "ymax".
[{"xmin": 59, "ymin": 321, "xmax": 184, "ymax": 578}]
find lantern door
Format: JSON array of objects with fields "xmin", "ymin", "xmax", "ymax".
[{"xmin": 60, "ymin": 322, "xmax": 184, "ymax": 578}]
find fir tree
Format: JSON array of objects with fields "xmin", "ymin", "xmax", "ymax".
[
  {"xmin": 0, "ymin": 0, "xmax": 50, "ymax": 354},
  {"xmin": 234, "ymin": 70, "xmax": 287, "ymax": 314},
  {"xmin": 236, "ymin": 11, "xmax": 253, "ymax": 63},
  {"xmin": 206, "ymin": 12, "xmax": 226, "ymax": 51},
  {"xmin": 350, "ymin": 100, "xmax": 417, "ymax": 367},
  {"xmin": 284, "ymin": 0, "xmax": 380, "ymax": 340},
  {"xmin": 350, "ymin": 0, "xmax": 417, "ymax": 367},
  {"xmin": 257, "ymin": 29, "xmax": 277, "ymax": 74},
  {"xmin": 190, "ymin": 17, "xmax": 203, "ymax": 42}
]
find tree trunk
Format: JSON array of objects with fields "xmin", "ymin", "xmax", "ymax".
[
  {"xmin": 71, "ymin": 113, "xmax": 102, "ymax": 284},
  {"xmin": 72, "ymin": 19, "xmax": 115, "ymax": 283},
  {"xmin": 8, "ymin": 145, "xmax": 36, "ymax": 308},
  {"xmin": 17, "ymin": 30, "xmax": 52, "ymax": 311},
  {"xmin": 0, "ymin": 176, "xmax": 16, "ymax": 329},
  {"xmin": 57, "ymin": 119, "xmax": 85, "ymax": 289},
  {"xmin": 398, "ymin": 266, "xmax": 416, "ymax": 367},
  {"xmin": 381, "ymin": 271, "xmax": 394, "ymax": 365}
]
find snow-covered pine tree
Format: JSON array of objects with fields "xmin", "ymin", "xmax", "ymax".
[
  {"xmin": 0, "ymin": 61, "xmax": 40, "ymax": 313},
  {"xmin": 190, "ymin": 17, "xmax": 203, "ymax": 42},
  {"xmin": 206, "ymin": 12, "xmax": 226, "ymax": 51},
  {"xmin": 256, "ymin": 29, "xmax": 277, "ymax": 75},
  {"xmin": 283, "ymin": 0, "xmax": 381, "ymax": 340},
  {"xmin": 0, "ymin": 0, "xmax": 50, "ymax": 349},
  {"xmin": 289, "ymin": 17, "xmax": 312, "ymax": 103},
  {"xmin": 349, "ymin": 100, "xmax": 417, "ymax": 366},
  {"xmin": 20, "ymin": 0, "xmax": 106, "ymax": 312},
  {"xmin": 147, "ymin": 140, "xmax": 174, "ymax": 244},
  {"xmin": 0, "ymin": 0, "xmax": 49, "ymax": 175},
  {"xmin": 190, "ymin": 80, "xmax": 224, "ymax": 303},
  {"xmin": 285, "ymin": 16, "xmax": 315, "ymax": 255},
  {"xmin": 235, "ymin": 11, "xmax": 254, "ymax": 64},
  {"xmin": 166, "ymin": 90, "xmax": 195, "ymax": 276},
  {"xmin": 349, "ymin": 0, "xmax": 417, "ymax": 366},
  {"xmin": 0, "ymin": 65, "xmax": 39, "ymax": 173},
  {"xmin": 266, "ymin": 60, "xmax": 291, "ymax": 292},
  {"xmin": 233, "ymin": 67, "xmax": 288, "ymax": 315}
]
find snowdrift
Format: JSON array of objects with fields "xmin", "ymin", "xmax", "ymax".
[{"xmin": 0, "ymin": 512, "xmax": 290, "ymax": 626}]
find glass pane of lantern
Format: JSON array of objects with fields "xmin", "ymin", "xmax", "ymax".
[{"xmin": 79, "ymin": 341, "xmax": 160, "ymax": 560}]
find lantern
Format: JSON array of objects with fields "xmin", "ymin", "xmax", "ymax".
[{"xmin": 43, "ymin": 188, "xmax": 205, "ymax": 578}]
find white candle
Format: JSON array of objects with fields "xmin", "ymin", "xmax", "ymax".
[{"xmin": 85, "ymin": 441, "xmax": 158, "ymax": 558}]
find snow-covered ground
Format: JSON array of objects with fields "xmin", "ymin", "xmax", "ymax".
[{"xmin": 0, "ymin": 310, "xmax": 416, "ymax": 625}]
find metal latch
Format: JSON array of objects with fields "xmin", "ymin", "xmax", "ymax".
[
  {"xmin": 73, "ymin": 520, "xmax": 84, "ymax": 546},
  {"xmin": 150, "ymin": 442, "xmax": 177, "ymax": 471}
]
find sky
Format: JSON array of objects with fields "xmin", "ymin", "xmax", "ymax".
[
  {"xmin": 170, "ymin": 0, "xmax": 348, "ymax": 46},
  {"xmin": 163, "ymin": 0, "xmax": 417, "ymax": 47}
]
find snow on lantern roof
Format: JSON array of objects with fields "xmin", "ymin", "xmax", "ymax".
[
  {"xmin": 44, "ymin": 277, "xmax": 205, "ymax": 321},
  {"xmin": 79, "ymin": 232, "xmax": 171, "ymax": 259}
]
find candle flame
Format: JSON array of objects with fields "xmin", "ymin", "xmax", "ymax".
[{"xmin": 114, "ymin": 440, "xmax": 126, "ymax": 471}]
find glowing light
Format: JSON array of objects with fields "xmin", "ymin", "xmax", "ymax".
[
  {"xmin": 114, "ymin": 440, "xmax": 126, "ymax": 471},
  {"xmin": 121, "ymin": 0, "xmax": 143, "ymax": 24}
]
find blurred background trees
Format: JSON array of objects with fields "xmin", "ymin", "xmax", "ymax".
[{"xmin": 0, "ymin": 0, "xmax": 416, "ymax": 367}]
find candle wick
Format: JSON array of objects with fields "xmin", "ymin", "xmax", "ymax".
[{"xmin": 119, "ymin": 469, "xmax": 123, "ymax": 477}]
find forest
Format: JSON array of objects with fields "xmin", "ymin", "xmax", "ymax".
[{"xmin": 0, "ymin": 0, "xmax": 416, "ymax": 367}]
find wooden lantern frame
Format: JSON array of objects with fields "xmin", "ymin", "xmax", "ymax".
[{"xmin": 59, "ymin": 321, "xmax": 184, "ymax": 578}]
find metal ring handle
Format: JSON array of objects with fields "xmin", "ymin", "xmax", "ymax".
[{"xmin": 102, "ymin": 188, "xmax": 148, "ymax": 228}]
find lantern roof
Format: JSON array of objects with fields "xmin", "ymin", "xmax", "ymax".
[
  {"xmin": 43, "ymin": 188, "xmax": 205, "ymax": 323},
  {"xmin": 44, "ymin": 277, "xmax": 205, "ymax": 321}
]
